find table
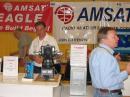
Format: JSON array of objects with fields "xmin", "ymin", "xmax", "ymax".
[{"xmin": 0, "ymin": 73, "xmax": 61, "ymax": 97}]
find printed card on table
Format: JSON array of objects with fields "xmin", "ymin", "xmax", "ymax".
[{"xmin": 3, "ymin": 56, "xmax": 18, "ymax": 76}]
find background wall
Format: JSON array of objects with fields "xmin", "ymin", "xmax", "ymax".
[
  {"xmin": 0, "ymin": 32, "xmax": 36, "ymax": 57},
  {"xmin": 0, "ymin": 0, "xmax": 129, "ymax": 62}
]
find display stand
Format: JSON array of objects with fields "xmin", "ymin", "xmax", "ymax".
[{"xmin": 70, "ymin": 45, "xmax": 87, "ymax": 96}]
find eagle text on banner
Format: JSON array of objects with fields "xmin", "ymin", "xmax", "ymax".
[
  {"xmin": 53, "ymin": 2, "xmax": 130, "ymax": 44},
  {"xmin": 0, "ymin": 2, "xmax": 52, "ymax": 32}
]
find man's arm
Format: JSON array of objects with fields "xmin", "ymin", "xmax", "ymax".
[
  {"xmin": 29, "ymin": 55, "xmax": 43, "ymax": 64},
  {"xmin": 23, "ymin": 45, "xmax": 30, "ymax": 58}
]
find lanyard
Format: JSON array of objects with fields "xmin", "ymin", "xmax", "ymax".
[{"xmin": 99, "ymin": 46, "xmax": 113, "ymax": 56}]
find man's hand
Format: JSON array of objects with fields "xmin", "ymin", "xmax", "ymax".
[
  {"xmin": 19, "ymin": 58, "xmax": 26, "ymax": 66},
  {"xmin": 114, "ymin": 53, "xmax": 121, "ymax": 61},
  {"xmin": 33, "ymin": 55, "xmax": 43, "ymax": 64},
  {"xmin": 126, "ymin": 62, "xmax": 130, "ymax": 75}
]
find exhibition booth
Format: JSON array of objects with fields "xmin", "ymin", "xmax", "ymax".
[{"xmin": 0, "ymin": 0, "xmax": 130, "ymax": 97}]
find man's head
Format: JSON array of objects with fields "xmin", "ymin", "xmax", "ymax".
[
  {"xmin": 14, "ymin": 28, "xmax": 22, "ymax": 40},
  {"xmin": 35, "ymin": 21, "xmax": 46, "ymax": 40},
  {"xmin": 97, "ymin": 27, "xmax": 119, "ymax": 49}
]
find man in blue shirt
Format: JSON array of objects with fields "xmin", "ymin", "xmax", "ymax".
[{"xmin": 89, "ymin": 27, "xmax": 130, "ymax": 97}]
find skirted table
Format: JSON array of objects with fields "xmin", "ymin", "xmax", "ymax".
[{"xmin": 0, "ymin": 73, "xmax": 61, "ymax": 97}]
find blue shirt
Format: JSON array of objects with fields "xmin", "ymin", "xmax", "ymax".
[{"xmin": 89, "ymin": 43, "xmax": 128, "ymax": 90}]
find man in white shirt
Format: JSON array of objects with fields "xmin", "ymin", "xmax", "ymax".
[{"xmin": 29, "ymin": 21, "xmax": 60, "ymax": 73}]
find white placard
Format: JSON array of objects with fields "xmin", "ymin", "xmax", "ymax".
[
  {"xmin": 70, "ymin": 45, "xmax": 87, "ymax": 67},
  {"xmin": 3, "ymin": 56, "xmax": 18, "ymax": 76}
]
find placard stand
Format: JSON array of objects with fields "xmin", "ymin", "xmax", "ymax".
[
  {"xmin": 70, "ymin": 45, "xmax": 87, "ymax": 96},
  {"xmin": 3, "ymin": 56, "xmax": 18, "ymax": 76}
]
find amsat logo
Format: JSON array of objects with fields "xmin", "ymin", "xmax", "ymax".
[{"xmin": 55, "ymin": 5, "xmax": 74, "ymax": 24}]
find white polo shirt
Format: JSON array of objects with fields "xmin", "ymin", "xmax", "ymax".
[{"xmin": 29, "ymin": 33, "xmax": 59, "ymax": 67}]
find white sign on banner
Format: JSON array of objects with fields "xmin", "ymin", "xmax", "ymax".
[
  {"xmin": 53, "ymin": 2, "xmax": 130, "ymax": 44},
  {"xmin": 70, "ymin": 45, "xmax": 87, "ymax": 67},
  {"xmin": 3, "ymin": 56, "xmax": 18, "ymax": 76}
]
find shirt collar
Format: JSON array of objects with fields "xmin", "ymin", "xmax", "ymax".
[
  {"xmin": 38, "ymin": 33, "xmax": 48, "ymax": 42},
  {"xmin": 43, "ymin": 33, "xmax": 48, "ymax": 41},
  {"xmin": 99, "ymin": 43, "xmax": 114, "ymax": 55}
]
